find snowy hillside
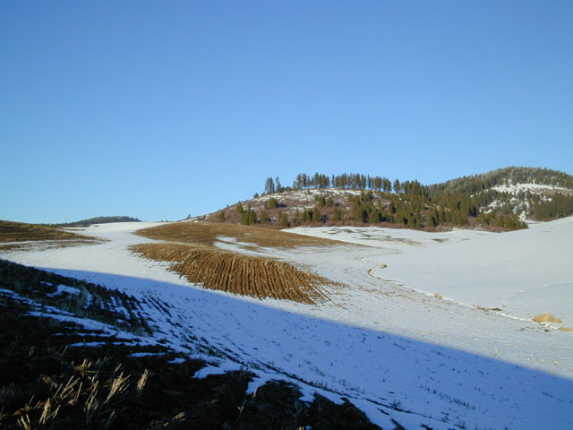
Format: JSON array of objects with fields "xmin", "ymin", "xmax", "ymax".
[
  {"xmin": 2, "ymin": 220, "xmax": 573, "ymax": 429},
  {"xmin": 491, "ymin": 183, "xmax": 573, "ymax": 194}
]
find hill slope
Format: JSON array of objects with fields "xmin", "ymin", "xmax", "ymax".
[
  {"xmin": 203, "ymin": 167, "xmax": 573, "ymax": 231},
  {"xmin": 2, "ymin": 220, "xmax": 573, "ymax": 429}
]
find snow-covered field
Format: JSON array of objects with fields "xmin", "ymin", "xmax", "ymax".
[
  {"xmin": 2, "ymin": 220, "xmax": 573, "ymax": 429},
  {"xmin": 288, "ymin": 220, "xmax": 573, "ymax": 327}
]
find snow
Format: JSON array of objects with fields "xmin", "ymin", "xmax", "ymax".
[
  {"xmin": 289, "ymin": 219, "xmax": 573, "ymax": 327},
  {"xmin": 251, "ymin": 188, "xmax": 364, "ymax": 211},
  {"xmin": 2, "ymin": 221, "xmax": 573, "ymax": 429},
  {"xmin": 254, "ymin": 188, "xmax": 363, "ymax": 203},
  {"xmin": 47, "ymin": 285, "xmax": 81, "ymax": 296},
  {"xmin": 491, "ymin": 183, "xmax": 572, "ymax": 195}
]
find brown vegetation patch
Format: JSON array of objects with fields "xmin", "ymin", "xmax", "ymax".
[
  {"xmin": 532, "ymin": 313, "xmax": 562, "ymax": 324},
  {"xmin": 559, "ymin": 327, "xmax": 573, "ymax": 333},
  {"xmin": 130, "ymin": 243, "xmax": 333, "ymax": 304},
  {"xmin": 0, "ymin": 220, "xmax": 94, "ymax": 243},
  {"xmin": 475, "ymin": 305, "xmax": 503, "ymax": 312},
  {"xmin": 136, "ymin": 221, "xmax": 342, "ymax": 249},
  {"xmin": 0, "ymin": 240, "xmax": 99, "ymax": 253}
]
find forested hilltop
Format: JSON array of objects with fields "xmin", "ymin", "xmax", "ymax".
[{"xmin": 204, "ymin": 167, "xmax": 573, "ymax": 231}]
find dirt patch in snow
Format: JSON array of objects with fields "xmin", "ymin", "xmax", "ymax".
[{"xmin": 532, "ymin": 313, "xmax": 562, "ymax": 324}]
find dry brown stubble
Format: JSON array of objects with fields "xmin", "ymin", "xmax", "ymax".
[
  {"xmin": 135, "ymin": 221, "xmax": 342, "ymax": 248},
  {"xmin": 0, "ymin": 220, "xmax": 94, "ymax": 243},
  {"xmin": 532, "ymin": 313, "xmax": 562, "ymax": 324},
  {"xmin": 130, "ymin": 243, "xmax": 333, "ymax": 304}
]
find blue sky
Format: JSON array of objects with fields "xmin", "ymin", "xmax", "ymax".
[{"xmin": 2, "ymin": 1, "xmax": 572, "ymax": 223}]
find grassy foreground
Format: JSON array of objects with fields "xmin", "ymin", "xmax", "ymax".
[{"xmin": 0, "ymin": 259, "xmax": 381, "ymax": 430}]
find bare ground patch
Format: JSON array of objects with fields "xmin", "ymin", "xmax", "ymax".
[
  {"xmin": 130, "ymin": 243, "xmax": 335, "ymax": 304},
  {"xmin": 532, "ymin": 313, "xmax": 562, "ymax": 324},
  {"xmin": 0, "ymin": 239, "xmax": 100, "ymax": 253}
]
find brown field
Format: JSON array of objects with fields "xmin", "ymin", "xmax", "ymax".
[
  {"xmin": 135, "ymin": 221, "xmax": 342, "ymax": 248},
  {"xmin": 0, "ymin": 240, "xmax": 97, "ymax": 253},
  {"xmin": 0, "ymin": 220, "xmax": 95, "ymax": 243},
  {"xmin": 130, "ymin": 243, "xmax": 334, "ymax": 304}
]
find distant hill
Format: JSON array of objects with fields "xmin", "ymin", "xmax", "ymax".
[
  {"xmin": 202, "ymin": 167, "xmax": 573, "ymax": 231},
  {"xmin": 53, "ymin": 216, "xmax": 141, "ymax": 228}
]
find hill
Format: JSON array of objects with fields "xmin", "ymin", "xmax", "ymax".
[
  {"xmin": 52, "ymin": 216, "xmax": 141, "ymax": 227},
  {"xmin": 203, "ymin": 167, "xmax": 573, "ymax": 231}
]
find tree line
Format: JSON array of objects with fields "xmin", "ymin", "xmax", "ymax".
[{"xmin": 263, "ymin": 173, "xmax": 429, "ymax": 195}]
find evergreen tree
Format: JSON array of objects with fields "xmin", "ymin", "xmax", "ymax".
[
  {"xmin": 265, "ymin": 198, "xmax": 279, "ymax": 209},
  {"xmin": 264, "ymin": 177, "xmax": 275, "ymax": 195}
]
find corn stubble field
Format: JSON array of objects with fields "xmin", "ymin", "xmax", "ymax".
[
  {"xmin": 131, "ymin": 243, "xmax": 332, "ymax": 304},
  {"xmin": 134, "ymin": 222, "xmax": 343, "ymax": 304}
]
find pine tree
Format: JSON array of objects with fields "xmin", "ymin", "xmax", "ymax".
[{"xmin": 264, "ymin": 177, "xmax": 275, "ymax": 195}]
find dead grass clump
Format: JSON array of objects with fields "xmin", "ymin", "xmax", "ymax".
[
  {"xmin": 475, "ymin": 305, "xmax": 503, "ymax": 312},
  {"xmin": 558, "ymin": 327, "xmax": 573, "ymax": 333},
  {"xmin": 130, "ymin": 243, "xmax": 332, "ymax": 304},
  {"xmin": 135, "ymin": 222, "xmax": 340, "ymax": 249},
  {"xmin": 532, "ymin": 313, "xmax": 562, "ymax": 324},
  {"xmin": 0, "ymin": 220, "xmax": 93, "ymax": 243}
]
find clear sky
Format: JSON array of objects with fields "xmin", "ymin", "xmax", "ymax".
[{"xmin": 2, "ymin": 1, "xmax": 572, "ymax": 223}]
